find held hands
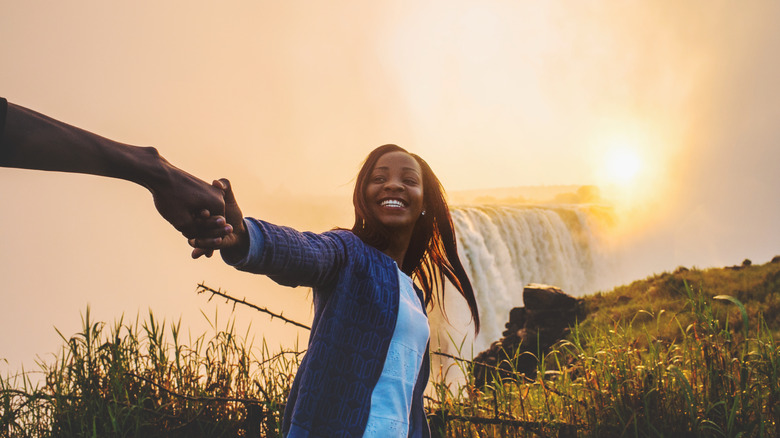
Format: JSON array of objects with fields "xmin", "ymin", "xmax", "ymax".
[
  {"xmin": 149, "ymin": 159, "xmax": 227, "ymax": 239},
  {"xmin": 189, "ymin": 178, "xmax": 248, "ymax": 260}
]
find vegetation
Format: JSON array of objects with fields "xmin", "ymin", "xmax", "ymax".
[
  {"xmin": 428, "ymin": 257, "xmax": 780, "ymax": 437},
  {"xmin": 2, "ymin": 257, "xmax": 779, "ymax": 437},
  {"xmin": 1, "ymin": 310, "xmax": 298, "ymax": 437},
  {"xmin": 583, "ymin": 257, "xmax": 780, "ymax": 343}
]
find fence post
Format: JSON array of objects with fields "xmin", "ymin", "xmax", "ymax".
[
  {"xmin": 244, "ymin": 402, "xmax": 262, "ymax": 437},
  {"xmin": 428, "ymin": 410, "xmax": 448, "ymax": 438}
]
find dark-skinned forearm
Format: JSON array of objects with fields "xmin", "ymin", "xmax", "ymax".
[
  {"xmin": 2, "ymin": 102, "xmax": 172, "ymax": 190},
  {"xmin": 1, "ymin": 99, "xmax": 226, "ymax": 236}
]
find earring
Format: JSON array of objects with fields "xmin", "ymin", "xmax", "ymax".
[{"xmin": 421, "ymin": 210, "xmax": 426, "ymax": 216}]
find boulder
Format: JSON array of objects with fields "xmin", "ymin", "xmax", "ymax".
[{"xmin": 472, "ymin": 284, "xmax": 584, "ymax": 387}]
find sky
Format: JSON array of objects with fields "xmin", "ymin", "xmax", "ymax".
[{"xmin": 1, "ymin": 1, "xmax": 779, "ymax": 374}]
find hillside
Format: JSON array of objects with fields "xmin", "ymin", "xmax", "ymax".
[{"xmin": 580, "ymin": 255, "xmax": 780, "ymax": 341}]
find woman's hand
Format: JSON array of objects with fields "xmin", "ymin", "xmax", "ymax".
[{"xmin": 189, "ymin": 178, "xmax": 248, "ymax": 259}]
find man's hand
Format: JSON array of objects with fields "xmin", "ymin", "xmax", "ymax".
[
  {"xmin": 149, "ymin": 161, "xmax": 227, "ymax": 238},
  {"xmin": 189, "ymin": 178, "xmax": 248, "ymax": 260}
]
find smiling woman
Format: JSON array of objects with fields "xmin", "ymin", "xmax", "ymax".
[
  {"xmin": 364, "ymin": 151, "xmax": 425, "ymax": 239},
  {"xmin": 188, "ymin": 144, "xmax": 480, "ymax": 437}
]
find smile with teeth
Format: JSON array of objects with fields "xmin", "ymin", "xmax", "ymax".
[{"xmin": 380, "ymin": 199, "xmax": 406, "ymax": 208}]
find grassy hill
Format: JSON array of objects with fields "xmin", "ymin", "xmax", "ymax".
[{"xmin": 581, "ymin": 256, "xmax": 780, "ymax": 341}]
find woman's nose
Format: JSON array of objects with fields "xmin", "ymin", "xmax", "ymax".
[{"xmin": 383, "ymin": 179, "xmax": 404, "ymax": 191}]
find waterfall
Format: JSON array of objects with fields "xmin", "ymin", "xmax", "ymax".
[{"xmin": 431, "ymin": 204, "xmax": 612, "ymax": 358}]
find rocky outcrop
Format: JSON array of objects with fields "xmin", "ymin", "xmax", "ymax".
[
  {"xmin": 472, "ymin": 284, "xmax": 584, "ymax": 387},
  {"xmin": 727, "ymin": 258, "xmax": 754, "ymax": 270}
]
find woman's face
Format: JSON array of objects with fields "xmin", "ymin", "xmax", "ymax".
[{"xmin": 364, "ymin": 151, "xmax": 424, "ymax": 234}]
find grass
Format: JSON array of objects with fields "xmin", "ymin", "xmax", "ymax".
[
  {"xmin": 2, "ymin": 308, "xmax": 298, "ymax": 437},
  {"xmin": 2, "ymin": 258, "xmax": 779, "ymax": 437},
  {"xmin": 426, "ymin": 258, "xmax": 780, "ymax": 437},
  {"xmin": 581, "ymin": 258, "xmax": 780, "ymax": 342}
]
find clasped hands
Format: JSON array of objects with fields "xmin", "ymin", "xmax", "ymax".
[
  {"xmin": 187, "ymin": 179, "xmax": 248, "ymax": 260},
  {"xmin": 148, "ymin": 162, "xmax": 246, "ymax": 260}
]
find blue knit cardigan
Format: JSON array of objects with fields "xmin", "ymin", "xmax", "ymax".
[{"xmin": 230, "ymin": 218, "xmax": 431, "ymax": 438}]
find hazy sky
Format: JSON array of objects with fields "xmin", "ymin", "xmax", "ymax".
[{"xmin": 2, "ymin": 1, "xmax": 779, "ymax": 373}]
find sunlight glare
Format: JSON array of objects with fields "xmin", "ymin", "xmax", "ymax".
[{"xmin": 605, "ymin": 147, "xmax": 642, "ymax": 185}]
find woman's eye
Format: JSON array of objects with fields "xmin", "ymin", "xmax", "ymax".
[
  {"xmin": 404, "ymin": 178, "xmax": 419, "ymax": 185},
  {"xmin": 371, "ymin": 176, "xmax": 385, "ymax": 183}
]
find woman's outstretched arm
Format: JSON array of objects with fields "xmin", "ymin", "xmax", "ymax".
[
  {"xmin": 190, "ymin": 179, "xmax": 347, "ymax": 289},
  {"xmin": 0, "ymin": 98, "xmax": 225, "ymax": 238}
]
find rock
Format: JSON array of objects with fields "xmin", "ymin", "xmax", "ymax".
[
  {"xmin": 728, "ymin": 258, "xmax": 754, "ymax": 271},
  {"xmin": 472, "ymin": 284, "xmax": 584, "ymax": 387},
  {"xmin": 523, "ymin": 284, "xmax": 577, "ymax": 310}
]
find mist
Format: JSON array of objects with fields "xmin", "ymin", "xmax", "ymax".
[
  {"xmin": 1, "ymin": 1, "xmax": 779, "ymax": 373},
  {"xmin": 607, "ymin": 2, "xmax": 780, "ymax": 280}
]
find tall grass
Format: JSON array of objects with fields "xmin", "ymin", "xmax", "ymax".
[
  {"xmin": 3, "ymin": 272, "xmax": 779, "ymax": 437},
  {"xmin": 1, "ymin": 308, "xmax": 299, "ymax": 438},
  {"xmin": 428, "ymin": 282, "xmax": 780, "ymax": 437}
]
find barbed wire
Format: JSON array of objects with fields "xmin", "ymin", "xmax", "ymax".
[
  {"xmin": 196, "ymin": 283, "xmax": 311, "ymax": 330},
  {"xmin": 193, "ymin": 283, "xmax": 582, "ymax": 434},
  {"xmin": 430, "ymin": 411, "xmax": 578, "ymax": 437}
]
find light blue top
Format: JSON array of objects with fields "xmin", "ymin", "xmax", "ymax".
[{"xmin": 363, "ymin": 266, "xmax": 430, "ymax": 437}]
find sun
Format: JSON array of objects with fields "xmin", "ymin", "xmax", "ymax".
[
  {"xmin": 588, "ymin": 122, "xmax": 674, "ymax": 234},
  {"xmin": 604, "ymin": 147, "xmax": 642, "ymax": 185},
  {"xmin": 593, "ymin": 127, "xmax": 647, "ymax": 189}
]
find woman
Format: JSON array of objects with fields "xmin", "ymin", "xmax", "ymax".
[{"xmin": 191, "ymin": 144, "xmax": 480, "ymax": 438}]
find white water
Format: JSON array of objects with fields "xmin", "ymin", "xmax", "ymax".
[{"xmin": 431, "ymin": 204, "xmax": 612, "ymax": 358}]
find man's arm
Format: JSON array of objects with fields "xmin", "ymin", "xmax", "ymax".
[{"xmin": 0, "ymin": 98, "xmax": 225, "ymax": 237}]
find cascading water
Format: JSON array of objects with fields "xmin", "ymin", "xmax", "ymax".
[{"xmin": 430, "ymin": 203, "xmax": 613, "ymax": 358}]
